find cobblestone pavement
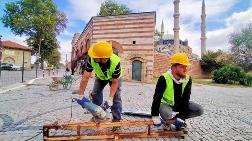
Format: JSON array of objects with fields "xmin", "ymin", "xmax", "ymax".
[{"xmin": 0, "ymin": 76, "xmax": 251, "ymax": 141}]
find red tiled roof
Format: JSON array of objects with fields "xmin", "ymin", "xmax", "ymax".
[{"xmin": 1, "ymin": 41, "xmax": 32, "ymax": 51}]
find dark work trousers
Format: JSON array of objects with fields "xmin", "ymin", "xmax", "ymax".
[
  {"xmin": 160, "ymin": 102, "xmax": 203, "ymax": 121},
  {"xmin": 91, "ymin": 77, "xmax": 122, "ymax": 121}
]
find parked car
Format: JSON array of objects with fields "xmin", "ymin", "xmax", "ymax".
[
  {"xmin": 9, "ymin": 64, "xmax": 22, "ymax": 71},
  {"xmin": 0, "ymin": 63, "xmax": 12, "ymax": 70}
]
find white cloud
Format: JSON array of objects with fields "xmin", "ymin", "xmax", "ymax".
[
  {"xmin": 64, "ymin": 0, "xmax": 251, "ymax": 57},
  {"xmin": 1, "ymin": 34, "xmax": 27, "ymax": 46},
  {"xmin": 67, "ymin": 0, "xmax": 104, "ymax": 22},
  {"xmin": 205, "ymin": 7, "xmax": 252, "ymax": 53},
  {"xmin": 225, "ymin": 7, "xmax": 252, "ymax": 28},
  {"xmin": 61, "ymin": 30, "xmax": 74, "ymax": 37},
  {"xmin": 206, "ymin": 27, "xmax": 232, "ymax": 51},
  {"xmin": 149, "ymin": 0, "xmax": 249, "ymax": 56},
  {"xmin": 57, "ymin": 38, "xmax": 72, "ymax": 63}
]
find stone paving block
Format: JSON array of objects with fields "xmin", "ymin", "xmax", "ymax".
[
  {"xmin": 0, "ymin": 77, "xmax": 252, "ymax": 140},
  {"xmin": 123, "ymin": 138, "xmax": 134, "ymax": 141},
  {"xmin": 169, "ymin": 137, "xmax": 179, "ymax": 141},
  {"xmin": 163, "ymin": 138, "xmax": 173, "ymax": 141},
  {"xmin": 155, "ymin": 137, "xmax": 165, "ymax": 141}
]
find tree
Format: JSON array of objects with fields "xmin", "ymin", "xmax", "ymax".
[
  {"xmin": 213, "ymin": 65, "xmax": 246, "ymax": 84},
  {"xmin": 200, "ymin": 50, "xmax": 233, "ymax": 73},
  {"xmin": 26, "ymin": 31, "xmax": 58, "ymax": 61},
  {"xmin": 155, "ymin": 29, "xmax": 162, "ymax": 37},
  {"xmin": 48, "ymin": 49, "xmax": 61, "ymax": 68},
  {"xmin": 99, "ymin": 0, "xmax": 132, "ymax": 16},
  {"xmin": 229, "ymin": 23, "xmax": 252, "ymax": 71},
  {"xmin": 1, "ymin": 0, "xmax": 67, "ymax": 68}
]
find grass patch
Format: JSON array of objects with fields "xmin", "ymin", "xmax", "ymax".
[
  {"xmin": 193, "ymin": 79, "xmax": 213, "ymax": 85},
  {"xmin": 193, "ymin": 79, "xmax": 248, "ymax": 88},
  {"xmin": 248, "ymin": 71, "xmax": 252, "ymax": 75},
  {"xmin": 152, "ymin": 77, "xmax": 249, "ymax": 88},
  {"xmin": 152, "ymin": 76, "xmax": 159, "ymax": 84}
]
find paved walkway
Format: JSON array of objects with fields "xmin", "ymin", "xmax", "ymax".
[{"xmin": 0, "ymin": 76, "xmax": 251, "ymax": 140}]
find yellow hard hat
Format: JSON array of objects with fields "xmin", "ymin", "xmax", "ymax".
[
  {"xmin": 88, "ymin": 41, "xmax": 113, "ymax": 58},
  {"xmin": 170, "ymin": 52, "xmax": 191, "ymax": 66}
]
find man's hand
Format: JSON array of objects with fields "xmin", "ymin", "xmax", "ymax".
[
  {"xmin": 78, "ymin": 94, "xmax": 83, "ymax": 99},
  {"xmin": 107, "ymin": 96, "xmax": 113, "ymax": 107},
  {"xmin": 89, "ymin": 91, "xmax": 94, "ymax": 102},
  {"xmin": 152, "ymin": 116, "xmax": 161, "ymax": 126}
]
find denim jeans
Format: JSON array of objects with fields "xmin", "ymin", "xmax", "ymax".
[
  {"xmin": 91, "ymin": 77, "xmax": 122, "ymax": 121},
  {"xmin": 159, "ymin": 102, "xmax": 203, "ymax": 120}
]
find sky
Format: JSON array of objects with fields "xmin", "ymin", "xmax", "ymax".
[{"xmin": 1, "ymin": 0, "xmax": 252, "ymax": 63}]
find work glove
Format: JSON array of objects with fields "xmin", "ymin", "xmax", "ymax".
[
  {"xmin": 174, "ymin": 118, "xmax": 185, "ymax": 129},
  {"xmin": 152, "ymin": 116, "xmax": 162, "ymax": 126},
  {"xmin": 72, "ymin": 91, "xmax": 82, "ymax": 99},
  {"xmin": 89, "ymin": 91, "xmax": 96, "ymax": 102},
  {"xmin": 107, "ymin": 96, "xmax": 113, "ymax": 107},
  {"xmin": 72, "ymin": 96, "xmax": 90, "ymax": 106}
]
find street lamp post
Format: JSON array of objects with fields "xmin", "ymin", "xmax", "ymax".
[
  {"xmin": 0, "ymin": 35, "xmax": 3, "ymax": 78},
  {"xmin": 35, "ymin": 37, "xmax": 42, "ymax": 78}
]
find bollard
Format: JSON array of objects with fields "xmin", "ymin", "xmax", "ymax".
[
  {"xmin": 53, "ymin": 69, "xmax": 55, "ymax": 75},
  {"xmin": 43, "ymin": 69, "xmax": 45, "ymax": 78}
]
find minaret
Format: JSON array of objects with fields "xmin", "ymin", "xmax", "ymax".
[
  {"xmin": 161, "ymin": 19, "xmax": 164, "ymax": 39},
  {"xmin": 201, "ymin": 0, "xmax": 207, "ymax": 58},
  {"xmin": 173, "ymin": 0, "xmax": 180, "ymax": 53}
]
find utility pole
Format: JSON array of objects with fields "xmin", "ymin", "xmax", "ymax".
[
  {"xmin": 35, "ymin": 37, "xmax": 42, "ymax": 78},
  {"xmin": 65, "ymin": 54, "xmax": 68, "ymax": 66},
  {"xmin": 0, "ymin": 35, "xmax": 2, "ymax": 78},
  {"xmin": 22, "ymin": 51, "xmax": 25, "ymax": 83}
]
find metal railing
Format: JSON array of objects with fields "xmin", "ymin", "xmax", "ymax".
[{"xmin": 0, "ymin": 68, "xmax": 65, "ymax": 88}]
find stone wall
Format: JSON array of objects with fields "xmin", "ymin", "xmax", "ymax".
[
  {"xmin": 153, "ymin": 52, "xmax": 170, "ymax": 78},
  {"xmin": 73, "ymin": 12, "xmax": 156, "ymax": 83},
  {"xmin": 2, "ymin": 48, "xmax": 31, "ymax": 69},
  {"xmin": 187, "ymin": 60, "xmax": 203, "ymax": 79},
  {"xmin": 153, "ymin": 52, "xmax": 203, "ymax": 79},
  {"xmin": 72, "ymin": 12, "xmax": 206, "ymax": 82},
  {"xmin": 92, "ymin": 12, "xmax": 156, "ymax": 83}
]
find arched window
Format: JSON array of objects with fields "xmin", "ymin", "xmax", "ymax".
[
  {"xmin": 113, "ymin": 47, "xmax": 119, "ymax": 55},
  {"xmin": 3, "ymin": 57, "xmax": 15, "ymax": 64},
  {"xmin": 132, "ymin": 60, "xmax": 142, "ymax": 81}
]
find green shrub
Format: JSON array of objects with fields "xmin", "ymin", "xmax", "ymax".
[
  {"xmin": 240, "ymin": 74, "xmax": 252, "ymax": 86},
  {"xmin": 201, "ymin": 50, "xmax": 233, "ymax": 73},
  {"xmin": 201, "ymin": 51, "xmax": 222, "ymax": 73},
  {"xmin": 213, "ymin": 65, "xmax": 247, "ymax": 85}
]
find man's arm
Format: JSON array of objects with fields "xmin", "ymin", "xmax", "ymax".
[
  {"xmin": 181, "ymin": 77, "xmax": 192, "ymax": 106},
  {"xmin": 110, "ymin": 78, "xmax": 119, "ymax": 97},
  {"xmin": 79, "ymin": 57, "xmax": 93, "ymax": 97},
  {"xmin": 151, "ymin": 76, "xmax": 166, "ymax": 116},
  {"xmin": 79, "ymin": 70, "xmax": 92, "ymax": 96},
  {"xmin": 110, "ymin": 62, "xmax": 121, "ymax": 97}
]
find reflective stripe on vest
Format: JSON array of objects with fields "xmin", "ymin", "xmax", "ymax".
[
  {"xmin": 90, "ymin": 54, "xmax": 120, "ymax": 80},
  {"xmin": 161, "ymin": 72, "xmax": 190, "ymax": 106}
]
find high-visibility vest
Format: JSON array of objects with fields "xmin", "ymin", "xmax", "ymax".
[
  {"xmin": 161, "ymin": 72, "xmax": 190, "ymax": 106},
  {"xmin": 90, "ymin": 54, "xmax": 121, "ymax": 80}
]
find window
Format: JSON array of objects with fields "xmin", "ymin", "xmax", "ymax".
[{"xmin": 133, "ymin": 41, "xmax": 136, "ymax": 44}]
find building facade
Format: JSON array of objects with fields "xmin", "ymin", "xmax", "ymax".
[
  {"xmin": 72, "ymin": 12, "xmax": 156, "ymax": 83},
  {"xmin": 1, "ymin": 41, "xmax": 32, "ymax": 69},
  {"xmin": 72, "ymin": 0, "xmax": 207, "ymax": 81}
]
